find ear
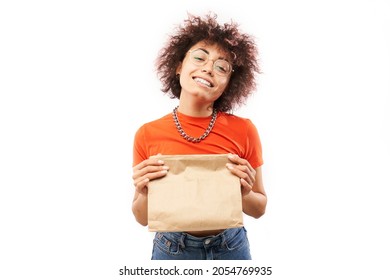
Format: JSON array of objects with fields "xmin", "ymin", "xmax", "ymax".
[{"xmin": 176, "ymin": 63, "xmax": 182, "ymax": 75}]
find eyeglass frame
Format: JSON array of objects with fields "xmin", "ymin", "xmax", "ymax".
[{"xmin": 187, "ymin": 48, "xmax": 234, "ymax": 76}]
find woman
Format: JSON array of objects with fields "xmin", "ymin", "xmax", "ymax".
[{"xmin": 132, "ymin": 13, "xmax": 267, "ymax": 260}]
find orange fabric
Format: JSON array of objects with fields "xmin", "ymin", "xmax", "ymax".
[{"xmin": 133, "ymin": 111, "xmax": 263, "ymax": 168}]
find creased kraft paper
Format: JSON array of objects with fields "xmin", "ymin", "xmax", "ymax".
[{"xmin": 148, "ymin": 154, "xmax": 243, "ymax": 232}]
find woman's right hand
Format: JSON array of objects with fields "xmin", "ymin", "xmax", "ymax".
[{"xmin": 132, "ymin": 156, "xmax": 169, "ymax": 195}]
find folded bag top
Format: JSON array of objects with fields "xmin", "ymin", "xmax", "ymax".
[{"xmin": 148, "ymin": 154, "xmax": 243, "ymax": 232}]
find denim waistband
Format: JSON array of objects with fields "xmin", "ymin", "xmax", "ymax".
[{"xmin": 156, "ymin": 227, "xmax": 245, "ymax": 249}]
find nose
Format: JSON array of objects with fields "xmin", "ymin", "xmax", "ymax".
[{"xmin": 201, "ymin": 60, "xmax": 214, "ymax": 75}]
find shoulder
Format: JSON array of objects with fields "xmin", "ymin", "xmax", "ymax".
[
  {"xmin": 217, "ymin": 112, "xmax": 260, "ymax": 140},
  {"xmin": 136, "ymin": 113, "xmax": 171, "ymax": 130},
  {"xmin": 218, "ymin": 112, "xmax": 256, "ymax": 128},
  {"xmin": 134, "ymin": 113, "xmax": 172, "ymax": 141}
]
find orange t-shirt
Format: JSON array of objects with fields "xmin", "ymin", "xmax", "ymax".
[{"xmin": 133, "ymin": 111, "xmax": 263, "ymax": 168}]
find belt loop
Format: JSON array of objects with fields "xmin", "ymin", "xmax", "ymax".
[
  {"xmin": 179, "ymin": 233, "xmax": 186, "ymax": 249},
  {"xmin": 220, "ymin": 230, "xmax": 228, "ymax": 248}
]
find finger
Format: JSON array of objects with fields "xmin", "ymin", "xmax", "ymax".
[
  {"xmin": 133, "ymin": 168, "xmax": 168, "ymax": 186},
  {"xmin": 232, "ymin": 162, "xmax": 255, "ymax": 175},
  {"xmin": 228, "ymin": 154, "xmax": 256, "ymax": 174},
  {"xmin": 240, "ymin": 178, "xmax": 252, "ymax": 196},
  {"xmin": 133, "ymin": 157, "xmax": 166, "ymax": 172},
  {"xmin": 132, "ymin": 156, "xmax": 169, "ymax": 179},
  {"xmin": 132, "ymin": 164, "xmax": 169, "ymax": 180},
  {"xmin": 134, "ymin": 169, "xmax": 169, "ymax": 194},
  {"xmin": 134, "ymin": 177, "xmax": 150, "ymax": 194},
  {"xmin": 227, "ymin": 154, "xmax": 256, "ymax": 184},
  {"xmin": 226, "ymin": 163, "xmax": 255, "ymax": 187}
]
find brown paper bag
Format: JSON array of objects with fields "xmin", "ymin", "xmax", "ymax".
[{"xmin": 147, "ymin": 154, "xmax": 243, "ymax": 232}]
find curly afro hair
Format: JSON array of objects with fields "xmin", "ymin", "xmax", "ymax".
[{"xmin": 155, "ymin": 13, "xmax": 260, "ymax": 112}]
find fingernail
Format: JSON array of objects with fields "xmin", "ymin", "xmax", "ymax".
[
  {"xmin": 226, "ymin": 163, "xmax": 234, "ymax": 169},
  {"xmin": 162, "ymin": 166, "xmax": 169, "ymax": 170},
  {"xmin": 228, "ymin": 154, "xmax": 235, "ymax": 159},
  {"xmin": 158, "ymin": 160, "xmax": 164, "ymax": 164}
]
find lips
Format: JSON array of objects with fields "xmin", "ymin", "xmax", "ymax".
[{"xmin": 193, "ymin": 77, "xmax": 214, "ymax": 88}]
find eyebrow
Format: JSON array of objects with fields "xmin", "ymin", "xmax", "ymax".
[
  {"xmin": 198, "ymin": 48, "xmax": 209, "ymax": 54},
  {"xmin": 197, "ymin": 48, "xmax": 229, "ymax": 62}
]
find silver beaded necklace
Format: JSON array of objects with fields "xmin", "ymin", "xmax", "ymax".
[{"xmin": 172, "ymin": 106, "xmax": 217, "ymax": 143}]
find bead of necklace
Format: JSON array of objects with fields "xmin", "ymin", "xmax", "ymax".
[{"xmin": 172, "ymin": 106, "xmax": 217, "ymax": 143}]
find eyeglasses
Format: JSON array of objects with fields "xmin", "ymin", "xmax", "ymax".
[{"xmin": 188, "ymin": 48, "xmax": 234, "ymax": 76}]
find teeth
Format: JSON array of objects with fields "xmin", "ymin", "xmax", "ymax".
[{"xmin": 194, "ymin": 77, "xmax": 211, "ymax": 87}]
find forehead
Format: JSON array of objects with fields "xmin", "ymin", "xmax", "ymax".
[{"xmin": 190, "ymin": 41, "xmax": 230, "ymax": 59}]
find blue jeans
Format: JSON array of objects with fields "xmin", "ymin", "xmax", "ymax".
[{"xmin": 151, "ymin": 227, "xmax": 251, "ymax": 260}]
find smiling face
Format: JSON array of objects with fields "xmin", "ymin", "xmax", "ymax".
[{"xmin": 176, "ymin": 41, "xmax": 233, "ymax": 108}]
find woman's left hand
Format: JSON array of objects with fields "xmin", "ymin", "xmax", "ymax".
[{"xmin": 226, "ymin": 154, "xmax": 256, "ymax": 196}]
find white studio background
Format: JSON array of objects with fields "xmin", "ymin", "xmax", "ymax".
[{"xmin": 1, "ymin": 0, "xmax": 389, "ymax": 279}]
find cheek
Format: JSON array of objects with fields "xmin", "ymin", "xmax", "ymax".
[
  {"xmin": 218, "ymin": 78, "xmax": 230, "ymax": 91},
  {"xmin": 178, "ymin": 69, "xmax": 193, "ymax": 86},
  {"xmin": 179, "ymin": 57, "xmax": 197, "ymax": 72},
  {"xmin": 181, "ymin": 63, "xmax": 198, "ymax": 75}
]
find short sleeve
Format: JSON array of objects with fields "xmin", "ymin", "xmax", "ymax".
[
  {"xmin": 133, "ymin": 125, "xmax": 148, "ymax": 166},
  {"xmin": 244, "ymin": 120, "xmax": 263, "ymax": 168}
]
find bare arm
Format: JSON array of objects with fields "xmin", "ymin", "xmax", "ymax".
[
  {"xmin": 241, "ymin": 166, "xmax": 267, "ymax": 218},
  {"xmin": 131, "ymin": 157, "xmax": 169, "ymax": 226},
  {"xmin": 226, "ymin": 154, "xmax": 267, "ymax": 218}
]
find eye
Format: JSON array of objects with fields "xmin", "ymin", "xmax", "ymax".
[
  {"xmin": 215, "ymin": 60, "xmax": 230, "ymax": 73},
  {"xmin": 193, "ymin": 55, "xmax": 205, "ymax": 61},
  {"xmin": 215, "ymin": 65, "xmax": 227, "ymax": 73},
  {"xmin": 191, "ymin": 49, "xmax": 208, "ymax": 63}
]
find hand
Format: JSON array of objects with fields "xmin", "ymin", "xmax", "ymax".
[
  {"xmin": 132, "ymin": 155, "xmax": 169, "ymax": 195},
  {"xmin": 226, "ymin": 154, "xmax": 256, "ymax": 196}
]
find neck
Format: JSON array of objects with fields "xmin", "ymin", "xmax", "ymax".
[{"xmin": 178, "ymin": 101, "xmax": 214, "ymax": 117}]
